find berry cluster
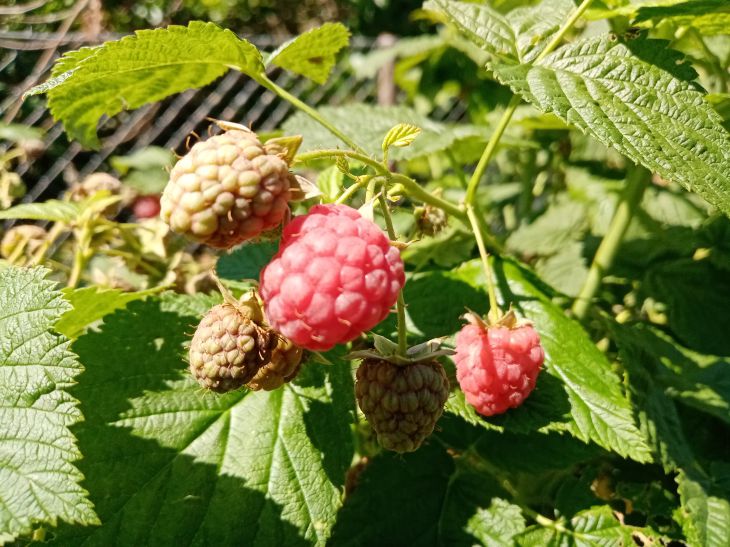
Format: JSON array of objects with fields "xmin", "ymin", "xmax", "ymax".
[{"xmin": 163, "ymin": 121, "xmax": 545, "ymax": 454}]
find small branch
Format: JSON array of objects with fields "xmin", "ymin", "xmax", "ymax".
[
  {"xmin": 377, "ymin": 189, "xmax": 408, "ymax": 356},
  {"xmin": 259, "ymin": 75, "xmax": 368, "ymax": 156},
  {"xmin": 571, "ymin": 167, "xmax": 650, "ymax": 319},
  {"xmin": 466, "ymin": 204, "xmax": 500, "ymax": 320},
  {"xmin": 464, "ymin": 95, "xmax": 521, "ymax": 206}
]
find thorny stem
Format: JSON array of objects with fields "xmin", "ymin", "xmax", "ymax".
[
  {"xmin": 334, "ymin": 178, "xmax": 366, "ymax": 204},
  {"xmin": 571, "ymin": 167, "xmax": 649, "ymax": 320},
  {"xmin": 377, "ymin": 187, "xmax": 408, "ymax": 356},
  {"xmin": 259, "ymin": 76, "xmax": 368, "ymax": 156},
  {"xmin": 463, "ymin": 0, "xmax": 594, "ymax": 318}
]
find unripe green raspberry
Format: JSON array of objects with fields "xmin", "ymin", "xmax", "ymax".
[
  {"xmin": 189, "ymin": 301, "xmax": 270, "ymax": 393},
  {"xmin": 246, "ymin": 334, "xmax": 304, "ymax": 391},
  {"xmin": 161, "ymin": 124, "xmax": 295, "ymax": 249},
  {"xmin": 415, "ymin": 204, "xmax": 448, "ymax": 236},
  {"xmin": 355, "ymin": 358, "xmax": 449, "ymax": 453}
]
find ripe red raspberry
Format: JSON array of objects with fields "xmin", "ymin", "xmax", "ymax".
[
  {"xmin": 454, "ymin": 319, "xmax": 544, "ymax": 416},
  {"xmin": 132, "ymin": 195, "xmax": 161, "ymax": 219},
  {"xmin": 259, "ymin": 204, "xmax": 405, "ymax": 351}
]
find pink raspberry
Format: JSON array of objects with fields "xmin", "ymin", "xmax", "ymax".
[
  {"xmin": 259, "ymin": 204, "xmax": 405, "ymax": 351},
  {"xmin": 454, "ymin": 322, "xmax": 544, "ymax": 416}
]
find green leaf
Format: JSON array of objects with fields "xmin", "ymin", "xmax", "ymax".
[
  {"xmin": 316, "ymin": 165, "xmax": 345, "ymax": 203},
  {"xmin": 0, "ymin": 199, "xmax": 79, "ymax": 222},
  {"xmin": 633, "ymin": 0, "xmax": 730, "ymax": 35},
  {"xmin": 51, "ymin": 295, "xmax": 354, "ymax": 545},
  {"xmin": 515, "ymin": 505, "xmax": 661, "ymax": 546},
  {"xmin": 284, "ymin": 104, "xmax": 500, "ymax": 160},
  {"xmin": 382, "ymin": 123, "xmax": 422, "ymax": 152},
  {"xmin": 497, "ymin": 35, "xmax": 730, "ymax": 215},
  {"xmin": 0, "ymin": 266, "xmax": 98, "ymax": 541},
  {"xmin": 216, "ymin": 240, "xmax": 279, "ymax": 281},
  {"xmin": 467, "ymin": 498, "xmax": 526, "ymax": 546},
  {"xmin": 330, "ymin": 442, "xmax": 516, "ymax": 546},
  {"xmin": 642, "ymin": 258, "xmax": 730, "ymax": 356},
  {"xmin": 0, "ymin": 122, "xmax": 44, "ymax": 142},
  {"xmin": 428, "ymin": 0, "xmax": 730, "ymax": 215},
  {"xmin": 423, "ymin": 0, "xmax": 518, "ymax": 61},
  {"xmin": 677, "ymin": 464, "xmax": 730, "ymax": 547},
  {"xmin": 55, "ymin": 286, "xmax": 161, "ymax": 339},
  {"xmin": 450, "ymin": 258, "xmax": 652, "ymax": 462},
  {"xmin": 110, "ymin": 146, "xmax": 175, "ymax": 175},
  {"xmin": 27, "ymin": 22, "xmax": 264, "ymax": 147},
  {"xmin": 268, "ymin": 23, "xmax": 349, "ymax": 84}
]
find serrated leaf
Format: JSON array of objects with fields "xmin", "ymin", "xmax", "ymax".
[
  {"xmin": 50, "ymin": 295, "xmax": 354, "ymax": 545},
  {"xmin": 515, "ymin": 505, "xmax": 660, "ymax": 546},
  {"xmin": 55, "ymin": 286, "xmax": 160, "ymax": 339},
  {"xmin": 677, "ymin": 465, "xmax": 730, "ymax": 547},
  {"xmin": 216, "ymin": 240, "xmax": 279, "ymax": 281},
  {"xmin": 429, "ymin": 0, "xmax": 730, "ymax": 215},
  {"xmin": 450, "ymin": 258, "xmax": 652, "ymax": 462},
  {"xmin": 634, "ymin": 0, "xmax": 730, "ymax": 35},
  {"xmin": 382, "ymin": 123, "xmax": 422, "ymax": 152},
  {"xmin": 0, "ymin": 199, "xmax": 79, "ymax": 222},
  {"xmin": 498, "ymin": 35, "xmax": 730, "ymax": 215},
  {"xmin": 467, "ymin": 498, "xmax": 526, "ymax": 546},
  {"xmin": 423, "ymin": 0, "xmax": 518, "ymax": 61},
  {"xmin": 27, "ymin": 22, "xmax": 264, "ymax": 148},
  {"xmin": 268, "ymin": 23, "xmax": 350, "ymax": 84},
  {"xmin": 0, "ymin": 266, "xmax": 98, "ymax": 541}
]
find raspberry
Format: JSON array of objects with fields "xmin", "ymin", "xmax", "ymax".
[
  {"xmin": 246, "ymin": 333, "xmax": 303, "ymax": 391},
  {"xmin": 415, "ymin": 204, "xmax": 448, "ymax": 236},
  {"xmin": 355, "ymin": 358, "xmax": 449, "ymax": 453},
  {"xmin": 189, "ymin": 300, "xmax": 270, "ymax": 393},
  {"xmin": 454, "ymin": 320, "xmax": 544, "ymax": 416},
  {"xmin": 132, "ymin": 195, "xmax": 161, "ymax": 219},
  {"xmin": 160, "ymin": 123, "xmax": 295, "ymax": 249},
  {"xmin": 259, "ymin": 204, "xmax": 405, "ymax": 351}
]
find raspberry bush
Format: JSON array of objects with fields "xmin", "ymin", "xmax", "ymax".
[{"xmin": 2, "ymin": 1, "xmax": 730, "ymax": 545}]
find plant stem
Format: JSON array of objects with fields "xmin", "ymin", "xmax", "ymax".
[
  {"xmin": 535, "ymin": 0, "xmax": 594, "ymax": 63},
  {"xmin": 377, "ymin": 189, "xmax": 408, "ymax": 356},
  {"xmin": 296, "ymin": 149, "xmax": 386, "ymax": 174},
  {"xmin": 571, "ymin": 167, "xmax": 649, "ymax": 320},
  {"xmin": 259, "ymin": 76, "xmax": 368, "ymax": 155},
  {"xmin": 464, "ymin": 95, "xmax": 521, "ymax": 206},
  {"xmin": 334, "ymin": 177, "xmax": 366, "ymax": 204},
  {"xmin": 467, "ymin": 204, "xmax": 500, "ymax": 320},
  {"xmin": 461, "ymin": 0, "xmax": 594, "ymax": 318}
]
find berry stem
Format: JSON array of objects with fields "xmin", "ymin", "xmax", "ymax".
[
  {"xmin": 462, "ymin": 0, "xmax": 594, "ymax": 318},
  {"xmin": 377, "ymin": 188, "xmax": 408, "ymax": 356},
  {"xmin": 296, "ymin": 148, "xmax": 502, "ymax": 252},
  {"xmin": 466, "ymin": 204, "xmax": 500, "ymax": 322},
  {"xmin": 571, "ymin": 166, "xmax": 650, "ymax": 320},
  {"xmin": 259, "ymin": 76, "xmax": 368, "ymax": 156},
  {"xmin": 334, "ymin": 177, "xmax": 367, "ymax": 204},
  {"xmin": 464, "ymin": 95, "xmax": 521, "ymax": 206}
]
